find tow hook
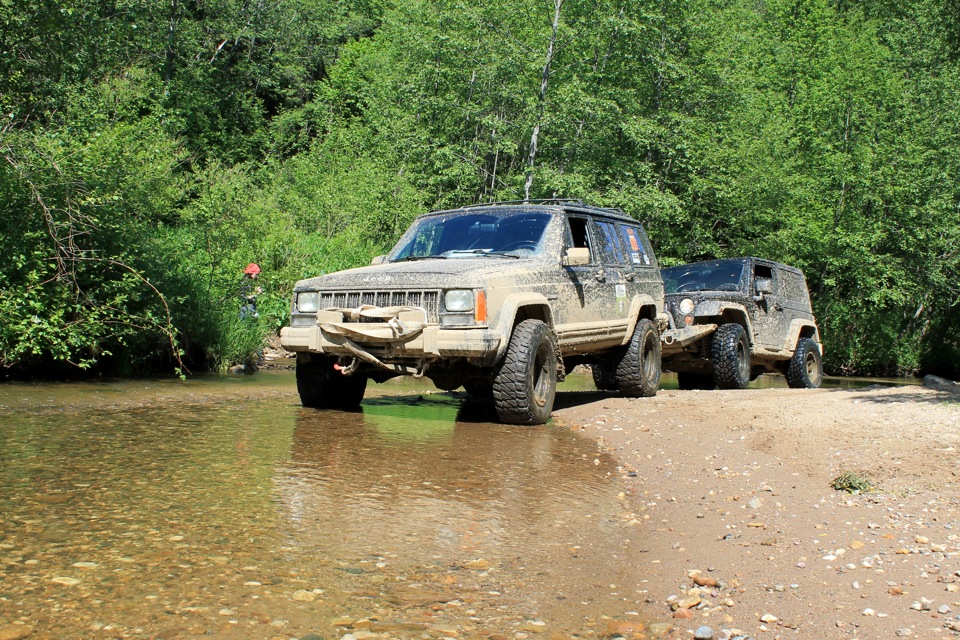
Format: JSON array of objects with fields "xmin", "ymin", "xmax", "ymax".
[{"xmin": 334, "ymin": 356, "xmax": 359, "ymax": 376}]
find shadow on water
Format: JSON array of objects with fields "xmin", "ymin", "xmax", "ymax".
[{"xmin": 0, "ymin": 378, "xmax": 657, "ymax": 638}]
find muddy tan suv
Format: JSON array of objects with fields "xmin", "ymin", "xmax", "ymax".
[
  {"xmin": 660, "ymin": 257, "xmax": 823, "ymax": 389},
  {"xmin": 280, "ymin": 200, "xmax": 667, "ymax": 424}
]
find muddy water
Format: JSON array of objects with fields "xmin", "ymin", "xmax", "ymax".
[{"xmin": 0, "ymin": 373, "xmax": 655, "ymax": 639}]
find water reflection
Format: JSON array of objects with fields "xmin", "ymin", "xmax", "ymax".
[
  {"xmin": 0, "ymin": 381, "xmax": 652, "ymax": 639},
  {"xmin": 275, "ymin": 396, "xmax": 649, "ymax": 632}
]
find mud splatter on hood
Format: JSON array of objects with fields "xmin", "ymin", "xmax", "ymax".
[{"xmin": 294, "ymin": 257, "xmax": 542, "ymax": 291}]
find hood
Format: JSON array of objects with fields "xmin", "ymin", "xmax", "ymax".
[{"xmin": 294, "ymin": 257, "xmax": 537, "ymax": 291}]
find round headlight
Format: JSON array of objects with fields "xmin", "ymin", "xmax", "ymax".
[
  {"xmin": 297, "ymin": 291, "xmax": 319, "ymax": 313},
  {"xmin": 679, "ymin": 298, "xmax": 695, "ymax": 314},
  {"xmin": 444, "ymin": 289, "xmax": 475, "ymax": 312}
]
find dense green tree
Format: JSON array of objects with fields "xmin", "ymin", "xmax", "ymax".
[{"xmin": 1, "ymin": 0, "xmax": 957, "ymax": 377}]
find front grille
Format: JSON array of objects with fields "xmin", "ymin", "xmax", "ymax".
[{"xmin": 319, "ymin": 289, "xmax": 441, "ymax": 323}]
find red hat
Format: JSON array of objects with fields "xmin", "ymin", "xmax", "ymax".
[{"xmin": 244, "ymin": 263, "xmax": 261, "ymax": 275}]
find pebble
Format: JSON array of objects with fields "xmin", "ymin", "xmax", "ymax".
[
  {"xmin": 938, "ymin": 604, "xmax": 952, "ymax": 614},
  {"xmin": 673, "ymin": 596, "xmax": 702, "ymax": 610},
  {"xmin": 694, "ymin": 626, "xmax": 714, "ymax": 639},
  {"xmin": 291, "ymin": 589, "xmax": 316, "ymax": 602},
  {"xmin": 0, "ymin": 626, "xmax": 34, "ymax": 640},
  {"xmin": 50, "ymin": 577, "xmax": 81, "ymax": 586},
  {"xmin": 760, "ymin": 614, "xmax": 777, "ymax": 623}
]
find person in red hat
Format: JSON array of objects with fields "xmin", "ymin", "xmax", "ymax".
[{"xmin": 240, "ymin": 263, "xmax": 263, "ymax": 319}]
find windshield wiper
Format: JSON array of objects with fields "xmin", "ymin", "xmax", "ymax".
[
  {"xmin": 394, "ymin": 254, "xmax": 447, "ymax": 262},
  {"xmin": 446, "ymin": 249, "xmax": 521, "ymax": 259}
]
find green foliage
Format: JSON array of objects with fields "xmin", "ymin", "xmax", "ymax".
[
  {"xmin": 1, "ymin": 0, "xmax": 958, "ymax": 377},
  {"xmin": 831, "ymin": 472, "xmax": 874, "ymax": 494}
]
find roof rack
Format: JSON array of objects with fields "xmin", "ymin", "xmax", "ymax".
[{"xmin": 461, "ymin": 198, "xmax": 585, "ymax": 208}]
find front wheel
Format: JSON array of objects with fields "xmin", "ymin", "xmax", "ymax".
[
  {"xmin": 296, "ymin": 353, "xmax": 367, "ymax": 409},
  {"xmin": 711, "ymin": 323, "xmax": 750, "ymax": 389},
  {"xmin": 615, "ymin": 318, "xmax": 661, "ymax": 397},
  {"xmin": 786, "ymin": 337, "xmax": 823, "ymax": 388},
  {"xmin": 493, "ymin": 320, "xmax": 558, "ymax": 425}
]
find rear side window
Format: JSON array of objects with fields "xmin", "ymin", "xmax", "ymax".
[
  {"xmin": 621, "ymin": 225, "xmax": 651, "ymax": 266},
  {"xmin": 595, "ymin": 220, "xmax": 627, "ymax": 264}
]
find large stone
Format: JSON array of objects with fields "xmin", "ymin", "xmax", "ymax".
[{"xmin": 0, "ymin": 626, "xmax": 34, "ymax": 640}]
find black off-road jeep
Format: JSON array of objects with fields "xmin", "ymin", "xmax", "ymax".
[
  {"xmin": 659, "ymin": 257, "xmax": 823, "ymax": 389},
  {"xmin": 281, "ymin": 200, "xmax": 668, "ymax": 424}
]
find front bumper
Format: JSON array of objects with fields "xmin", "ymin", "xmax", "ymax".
[{"xmin": 280, "ymin": 323, "xmax": 501, "ymax": 363}]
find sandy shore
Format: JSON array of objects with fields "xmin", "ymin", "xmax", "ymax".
[{"xmin": 552, "ymin": 381, "xmax": 960, "ymax": 639}]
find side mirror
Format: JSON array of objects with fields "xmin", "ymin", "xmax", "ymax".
[
  {"xmin": 755, "ymin": 277, "xmax": 773, "ymax": 296},
  {"xmin": 562, "ymin": 247, "xmax": 590, "ymax": 266},
  {"xmin": 371, "ymin": 255, "xmax": 387, "ymax": 266}
]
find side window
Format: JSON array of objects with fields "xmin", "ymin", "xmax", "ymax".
[
  {"xmin": 567, "ymin": 217, "xmax": 593, "ymax": 262},
  {"xmin": 753, "ymin": 264, "xmax": 774, "ymax": 297},
  {"xmin": 621, "ymin": 225, "xmax": 651, "ymax": 266},
  {"xmin": 595, "ymin": 220, "xmax": 627, "ymax": 264}
]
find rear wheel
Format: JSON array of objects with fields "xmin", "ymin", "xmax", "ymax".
[
  {"xmin": 296, "ymin": 353, "xmax": 367, "ymax": 409},
  {"xmin": 615, "ymin": 319, "xmax": 661, "ymax": 397},
  {"xmin": 786, "ymin": 337, "xmax": 823, "ymax": 388},
  {"xmin": 493, "ymin": 320, "xmax": 558, "ymax": 425},
  {"xmin": 677, "ymin": 371, "xmax": 715, "ymax": 390},
  {"xmin": 711, "ymin": 323, "xmax": 750, "ymax": 389}
]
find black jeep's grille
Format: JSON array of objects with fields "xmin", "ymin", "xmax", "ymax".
[{"xmin": 319, "ymin": 290, "xmax": 441, "ymax": 323}]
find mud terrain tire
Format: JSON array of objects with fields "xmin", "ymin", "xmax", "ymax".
[
  {"xmin": 493, "ymin": 319, "xmax": 558, "ymax": 425},
  {"xmin": 296, "ymin": 353, "xmax": 367, "ymax": 409},
  {"xmin": 786, "ymin": 337, "xmax": 823, "ymax": 389},
  {"xmin": 677, "ymin": 372, "xmax": 715, "ymax": 390},
  {"xmin": 712, "ymin": 323, "xmax": 750, "ymax": 389},
  {"xmin": 592, "ymin": 363, "xmax": 618, "ymax": 391},
  {"xmin": 615, "ymin": 319, "xmax": 661, "ymax": 397}
]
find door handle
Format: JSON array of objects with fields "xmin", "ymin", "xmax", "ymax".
[
  {"xmin": 624, "ymin": 273, "xmax": 635, "ymax": 282},
  {"xmin": 595, "ymin": 269, "xmax": 606, "ymax": 282},
  {"xmin": 774, "ymin": 303, "xmax": 783, "ymax": 312}
]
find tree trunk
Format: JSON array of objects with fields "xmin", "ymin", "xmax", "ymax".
[{"xmin": 524, "ymin": 0, "xmax": 563, "ymax": 201}]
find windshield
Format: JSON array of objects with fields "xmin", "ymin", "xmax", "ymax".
[
  {"xmin": 390, "ymin": 210, "xmax": 552, "ymax": 261},
  {"xmin": 662, "ymin": 262, "xmax": 745, "ymax": 293}
]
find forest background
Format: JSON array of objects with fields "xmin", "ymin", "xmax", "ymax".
[{"xmin": 2, "ymin": 0, "xmax": 958, "ymax": 378}]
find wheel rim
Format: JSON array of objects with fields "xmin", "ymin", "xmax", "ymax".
[
  {"xmin": 642, "ymin": 332, "xmax": 657, "ymax": 380},
  {"xmin": 805, "ymin": 351, "xmax": 820, "ymax": 384},
  {"xmin": 532, "ymin": 343, "xmax": 551, "ymax": 407},
  {"xmin": 737, "ymin": 338, "xmax": 749, "ymax": 380}
]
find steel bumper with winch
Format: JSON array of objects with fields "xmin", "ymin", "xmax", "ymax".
[{"xmin": 280, "ymin": 306, "xmax": 502, "ymax": 373}]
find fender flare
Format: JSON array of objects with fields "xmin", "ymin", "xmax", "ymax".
[
  {"xmin": 784, "ymin": 320, "xmax": 822, "ymax": 354},
  {"xmin": 693, "ymin": 300, "xmax": 753, "ymax": 344},
  {"xmin": 622, "ymin": 294, "xmax": 662, "ymax": 345},
  {"xmin": 491, "ymin": 292, "xmax": 555, "ymax": 362}
]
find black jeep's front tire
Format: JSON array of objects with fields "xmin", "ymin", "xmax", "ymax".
[
  {"xmin": 786, "ymin": 337, "xmax": 823, "ymax": 388},
  {"xmin": 615, "ymin": 318, "xmax": 661, "ymax": 397},
  {"xmin": 711, "ymin": 323, "xmax": 751, "ymax": 389},
  {"xmin": 296, "ymin": 353, "xmax": 367, "ymax": 409},
  {"xmin": 493, "ymin": 319, "xmax": 558, "ymax": 425}
]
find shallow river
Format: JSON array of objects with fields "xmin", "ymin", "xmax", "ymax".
[{"xmin": 1, "ymin": 372, "xmax": 661, "ymax": 639}]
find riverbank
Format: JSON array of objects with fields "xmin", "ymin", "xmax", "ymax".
[{"xmin": 552, "ymin": 382, "xmax": 960, "ymax": 639}]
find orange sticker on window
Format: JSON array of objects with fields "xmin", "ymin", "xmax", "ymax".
[{"xmin": 626, "ymin": 228, "xmax": 640, "ymax": 251}]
